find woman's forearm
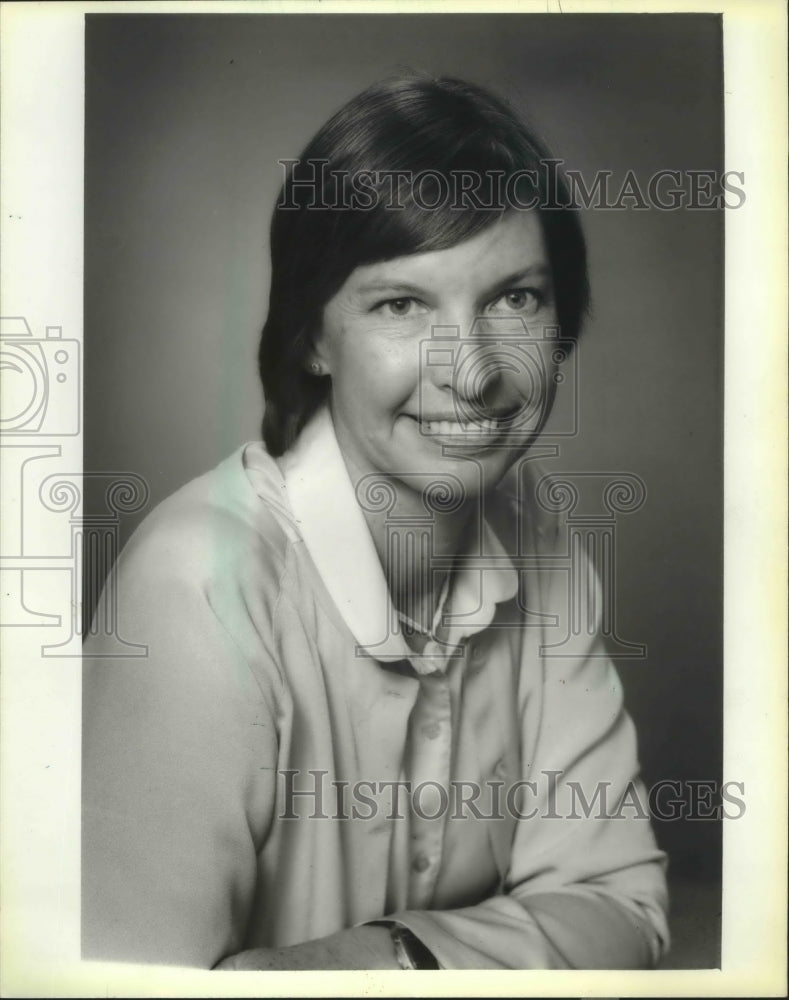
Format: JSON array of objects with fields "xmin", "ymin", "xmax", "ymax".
[{"xmin": 214, "ymin": 924, "xmax": 400, "ymax": 971}]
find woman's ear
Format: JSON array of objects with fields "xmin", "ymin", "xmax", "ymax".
[{"xmin": 307, "ymin": 329, "xmax": 332, "ymax": 377}]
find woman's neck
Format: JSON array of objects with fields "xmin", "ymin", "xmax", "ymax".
[{"xmin": 357, "ymin": 475, "xmax": 474, "ymax": 634}]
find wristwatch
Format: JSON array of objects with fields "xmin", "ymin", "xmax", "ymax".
[{"xmin": 390, "ymin": 925, "xmax": 439, "ymax": 970}]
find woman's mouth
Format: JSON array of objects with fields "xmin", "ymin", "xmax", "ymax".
[
  {"xmin": 407, "ymin": 411, "xmax": 520, "ymax": 446},
  {"xmin": 419, "ymin": 417, "xmax": 500, "ymax": 436}
]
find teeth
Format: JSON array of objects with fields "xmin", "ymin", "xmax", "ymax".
[{"xmin": 420, "ymin": 418, "xmax": 499, "ymax": 435}]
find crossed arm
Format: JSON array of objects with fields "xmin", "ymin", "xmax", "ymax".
[{"xmin": 82, "ymin": 540, "xmax": 667, "ymax": 970}]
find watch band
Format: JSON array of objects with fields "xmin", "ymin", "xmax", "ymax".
[{"xmin": 390, "ymin": 925, "xmax": 439, "ymax": 970}]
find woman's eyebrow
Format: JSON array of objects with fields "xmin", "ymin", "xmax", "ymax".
[
  {"xmin": 354, "ymin": 280, "xmax": 428, "ymax": 298},
  {"xmin": 355, "ymin": 265, "xmax": 551, "ymax": 300},
  {"xmin": 483, "ymin": 265, "xmax": 551, "ymax": 296}
]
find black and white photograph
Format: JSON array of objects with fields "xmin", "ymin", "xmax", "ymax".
[{"xmin": 0, "ymin": 1, "xmax": 786, "ymax": 996}]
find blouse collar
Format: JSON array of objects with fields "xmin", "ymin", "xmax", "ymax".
[{"xmin": 276, "ymin": 405, "xmax": 518, "ymax": 669}]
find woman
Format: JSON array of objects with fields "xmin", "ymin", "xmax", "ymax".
[{"xmin": 82, "ymin": 76, "xmax": 669, "ymax": 970}]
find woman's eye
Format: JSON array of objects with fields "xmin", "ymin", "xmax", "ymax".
[
  {"xmin": 490, "ymin": 288, "xmax": 542, "ymax": 315},
  {"xmin": 374, "ymin": 297, "xmax": 426, "ymax": 318}
]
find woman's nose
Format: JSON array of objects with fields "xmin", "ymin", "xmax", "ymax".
[{"xmin": 421, "ymin": 311, "xmax": 505, "ymax": 407}]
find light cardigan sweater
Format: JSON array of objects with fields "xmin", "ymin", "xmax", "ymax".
[{"xmin": 82, "ymin": 406, "xmax": 669, "ymax": 968}]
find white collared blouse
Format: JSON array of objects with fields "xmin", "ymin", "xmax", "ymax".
[{"xmin": 82, "ymin": 407, "xmax": 669, "ymax": 968}]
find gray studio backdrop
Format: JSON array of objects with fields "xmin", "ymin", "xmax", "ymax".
[{"xmin": 84, "ymin": 14, "xmax": 723, "ymax": 967}]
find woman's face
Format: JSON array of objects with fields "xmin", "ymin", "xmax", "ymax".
[{"xmin": 313, "ymin": 211, "xmax": 561, "ymax": 501}]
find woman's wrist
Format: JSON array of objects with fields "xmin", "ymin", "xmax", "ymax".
[{"xmin": 389, "ymin": 925, "xmax": 440, "ymax": 970}]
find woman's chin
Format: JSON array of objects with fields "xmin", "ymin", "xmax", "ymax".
[{"xmin": 387, "ymin": 442, "xmax": 519, "ymax": 500}]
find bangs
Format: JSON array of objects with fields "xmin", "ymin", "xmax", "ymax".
[
  {"xmin": 281, "ymin": 127, "xmax": 543, "ymax": 297},
  {"xmin": 337, "ymin": 187, "xmax": 504, "ymax": 272}
]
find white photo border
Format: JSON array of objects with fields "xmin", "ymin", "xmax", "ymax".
[{"xmin": 0, "ymin": 0, "xmax": 786, "ymax": 996}]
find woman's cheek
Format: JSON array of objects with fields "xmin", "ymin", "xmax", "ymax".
[
  {"xmin": 361, "ymin": 336, "xmax": 420, "ymax": 387},
  {"xmin": 332, "ymin": 341, "xmax": 409, "ymax": 415}
]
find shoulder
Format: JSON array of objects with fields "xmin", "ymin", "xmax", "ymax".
[
  {"xmin": 117, "ymin": 444, "xmax": 296, "ymax": 606},
  {"xmin": 88, "ymin": 445, "xmax": 306, "ymax": 686}
]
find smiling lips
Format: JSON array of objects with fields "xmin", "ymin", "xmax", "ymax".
[
  {"xmin": 413, "ymin": 410, "xmax": 520, "ymax": 440},
  {"xmin": 420, "ymin": 417, "xmax": 500, "ymax": 436}
]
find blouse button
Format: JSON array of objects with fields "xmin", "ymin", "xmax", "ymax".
[
  {"xmin": 422, "ymin": 721, "xmax": 441, "ymax": 740},
  {"xmin": 412, "ymin": 853, "xmax": 431, "ymax": 873}
]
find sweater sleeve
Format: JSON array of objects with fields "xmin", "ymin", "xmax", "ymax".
[
  {"xmin": 382, "ymin": 541, "xmax": 669, "ymax": 969},
  {"xmin": 82, "ymin": 519, "xmax": 281, "ymax": 968}
]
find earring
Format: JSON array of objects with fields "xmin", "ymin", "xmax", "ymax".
[{"xmin": 309, "ymin": 361, "xmax": 323, "ymax": 375}]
